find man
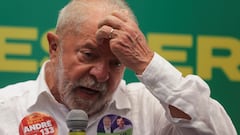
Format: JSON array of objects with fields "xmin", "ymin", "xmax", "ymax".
[
  {"xmin": 98, "ymin": 116, "xmax": 113, "ymax": 133},
  {"xmin": 113, "ymin": 116, "xmax": 132, "ymax": 133},
  {"xmin": 0, "ymin": 0, "xmax": 237, "ymax": 134}
]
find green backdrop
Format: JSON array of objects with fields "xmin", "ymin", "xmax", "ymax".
[{"xmin": 0, "ymin": 0, "xmax": 239, "ymax": 133}]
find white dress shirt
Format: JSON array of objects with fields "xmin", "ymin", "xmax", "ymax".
[{"xmin": 0, "ymin": 53, "xmax": 237, "ymax": 135}]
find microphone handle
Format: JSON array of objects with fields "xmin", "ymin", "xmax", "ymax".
[{"xmin": 69, "ymin": 131, "xmax": 86, "ymax": 135}]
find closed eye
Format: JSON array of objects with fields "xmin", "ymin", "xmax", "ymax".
[{"xmin": 82, "ymin": 51, "xmax": 98, "ymax": 61}]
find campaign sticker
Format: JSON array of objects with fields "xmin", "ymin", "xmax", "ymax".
[
  {"xmin": 97, "ymin": 114, "xmax": 133, "ymax": 135},
  {"xmin": 19, "ymin": 112, "xmax": 58, "ymax": 135}
]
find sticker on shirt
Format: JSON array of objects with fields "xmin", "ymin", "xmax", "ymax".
[
  {"xmin": 97, "ymin": 114, "xmax": 133, "ymax": 135},
  {"xmin": 19, "ymin": 112, "xmax": 58, "ymax": 135}
]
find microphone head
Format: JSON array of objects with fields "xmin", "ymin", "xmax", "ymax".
[{"xmin": 66, "ymin": 109, "xmax": 88, "ymax": 131}]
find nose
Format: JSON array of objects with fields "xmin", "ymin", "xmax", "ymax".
[{"xmin": 89, "ymin": 61, "xmax": 110, "ymax": 82}]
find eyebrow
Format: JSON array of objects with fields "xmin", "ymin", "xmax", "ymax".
[{"xmin": 81, "ymin": 40, "xmax": 98, "ymax": 50}]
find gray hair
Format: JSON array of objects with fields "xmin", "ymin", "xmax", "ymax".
[{"xmin": 55, "ymin": 0, "xmax": 137, "ymax": 37}]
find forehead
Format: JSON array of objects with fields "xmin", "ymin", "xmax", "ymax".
[
  {"xmin": 103, "ymin": 117, "xmax": 111, "ymax": 121},
  {"xmin": 117, "ymin": 118, "xmax": 123, "ymax": 121},
  {"xmin": 61, "ymin": 30, "xmax": 115, "ymax": 57},
  {"xmin": 59, "ymin": 10, "xmax": 116, "ymax": 55}
]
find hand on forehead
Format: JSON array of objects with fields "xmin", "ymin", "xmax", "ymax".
[
  {"xmin": 96, "ymin": 10, "xmax": 138, "ymax": 43},
  {"xmin": 95, "ymin": 9, "xmax": 153, "ymax": 74}
]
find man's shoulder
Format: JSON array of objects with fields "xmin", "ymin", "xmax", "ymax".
[
  {"xmin": 125, "ymin": 82, "xmax": 154, "ymax": 96},
  {"xmin": 122, "ymin": 81, "xmax": 159, "ymax": 102},
  {"xmin": 123, "ymin": 81, "xmax": 162, "ymax": 105},
  {"xmin": 125, "ymin": 82, "xmax": 146, "ymax": 92},
  {"xmin": 0, "ymin": 80, "xmax": 36, "ymax": 98}
]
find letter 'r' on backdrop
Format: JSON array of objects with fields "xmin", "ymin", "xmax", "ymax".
[{"xmin": 0, "ymin": 0, "xmax": 239, "ymax": 134}]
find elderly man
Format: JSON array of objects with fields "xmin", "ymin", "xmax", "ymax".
[{"xmin": 0, "ymin": 0, "xmax": 237, "ymax": 135}]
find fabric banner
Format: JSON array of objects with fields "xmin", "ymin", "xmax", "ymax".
[{"xmin": 0, "ymin": 0, "xmax": 239, "ymax": 133}]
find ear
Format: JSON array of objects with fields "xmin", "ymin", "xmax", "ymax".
[{"xmin": 47, "ymin": 32, "xmax": 59, "ymax": 60}]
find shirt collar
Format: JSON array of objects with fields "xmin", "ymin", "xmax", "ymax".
[
  {"xmin": 110, "ymin": 80, "xmax": 131, "ymax": 110},
  {"xmin": 27, "ymin": 60, "xmax": 58, "ymax": 110}
]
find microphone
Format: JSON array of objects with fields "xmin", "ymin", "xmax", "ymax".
[{"xmin": 66, "ymin": 109, "xmax": 88, "ymax": 135}]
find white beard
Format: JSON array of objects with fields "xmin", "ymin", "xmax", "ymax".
[{"xmin": 56, "ymin": 56, "xmax": 114, "ymax": 115}]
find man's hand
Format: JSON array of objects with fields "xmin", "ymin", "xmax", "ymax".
[{"xmin": 96, "ymin": 10, "xmax": 154, "ymax": 74}]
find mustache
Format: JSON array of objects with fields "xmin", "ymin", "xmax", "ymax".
[{"xmin": 71, "ymin": 76, "xmax": 108, "ymax": 92}]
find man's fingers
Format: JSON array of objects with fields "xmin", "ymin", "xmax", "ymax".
[
  {"xmin": 111, "ymin": 10, "xmax": 129, "ymax": 22},
  {"xmin": 96, "ymin": 25, "xmax": 117, "ymax": 44},
  {"xmin": 98, "ymin": 15, "xmax": 123, "ymax": 29},
  {"xmin": 97, "ymin": 10, "xmax": 131, "ymax": 29}
]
